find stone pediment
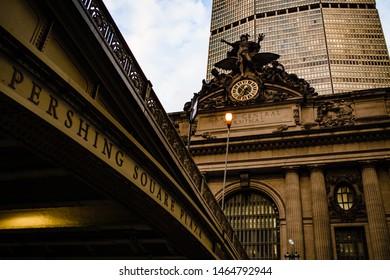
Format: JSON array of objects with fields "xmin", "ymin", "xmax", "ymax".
[
  {"xmin": 187, "ymin": 33, "xmax": 317, "ymax": 112},
  {"xmin": 198, "ymin": 80, "xmax": 308, "ymax": 110}
]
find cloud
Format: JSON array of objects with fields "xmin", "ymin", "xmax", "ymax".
[
  {"xmin": 377, "ymin": 0, "xmax": 390, "ymax": 52},
  {"xmin": 102, "ymin": 0, "xmax": 390, "ymax": 112},
  {"xmin": 103, "ymin": 0, "xmax": 211, "ymax": 112}
]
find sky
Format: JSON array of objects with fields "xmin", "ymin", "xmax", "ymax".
[{"xmin": 103, "ymin": 0, "xmax": 390, "ymax": 113}]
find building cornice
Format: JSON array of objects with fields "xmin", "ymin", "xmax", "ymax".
[{"xmin": 190, "ymin": 123, "xmax": 390, "ymax": 156}]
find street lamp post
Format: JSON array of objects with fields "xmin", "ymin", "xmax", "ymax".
[
  {"xmin": 221, "ymin": 112, "xmax": 233, "ymax": 211},
  {"xmin": 284, "ymin": 239, "xmax": 300, "ymax": 260}
]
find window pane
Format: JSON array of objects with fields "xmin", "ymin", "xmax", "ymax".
[
  {"xmin": 335, "ymin": 227, "xmax": 368, "ymax": 260},
  {"xmin": 336, "ymin": 184, "xmax": 355, "ymax": 210},
  {"xmin": 224, "ymin": 192, "xmax": 280, "ymax": 260}
]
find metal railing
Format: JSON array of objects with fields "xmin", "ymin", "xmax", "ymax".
[{"xmin": 78, "ymin": 0, "xmax": 247, "ymax": 259}]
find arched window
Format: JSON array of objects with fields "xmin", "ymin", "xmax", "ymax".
[{"xmin": 223, "ymin": 191, "xmax": 280, "ymax": 260}]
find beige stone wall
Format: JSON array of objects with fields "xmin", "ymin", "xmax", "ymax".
[
  {"xmin": 170, "ymin": 87, "xmax": 390, "ymax": 259},
  {"xmin": 0, "ymin": 0, "xmax": 94, "ymax": 99}
]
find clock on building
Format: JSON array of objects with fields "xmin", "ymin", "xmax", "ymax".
[{"xmin": 230, "ymin": 79, "xmax": 259, "ymax": 101}]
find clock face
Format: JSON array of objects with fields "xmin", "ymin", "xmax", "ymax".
[{"xmin": 230, "ymin": 79, "xmax": 259, "ymax": 101}]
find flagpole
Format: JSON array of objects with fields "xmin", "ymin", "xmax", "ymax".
[
  {"xmin": 187, "ymin": 93, "xmax": 199, "ymax": 151},
  {"xmin": 187, "ymin": 122, "xmax": 192, "ymax": 150}
]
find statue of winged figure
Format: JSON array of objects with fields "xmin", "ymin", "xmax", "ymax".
[{"xmin": 217, "ymin": 33, "xmax": 279, "ymax": 76}]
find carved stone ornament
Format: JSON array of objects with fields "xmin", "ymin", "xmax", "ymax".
[
  {"xmin": 190, "ymin": 33, "xmax": 317, "ymax": 111},
  {"xmin": 326, "ymin": 173, "xmax": 365, "ymax": 222},
  {"xmin": 316, "ymin": 100, "xmax": 355, "ymax": 127},
  {"xmin": 272, "ymin": 124, "xmax": 289, "ymax": 133},
  {"xmin": 201, "ymin": 132, "xmax": 217, "ymax": 140},
  {"xmin": 293, "ymin": 109, "xmax": 301, "ymax": 125}
]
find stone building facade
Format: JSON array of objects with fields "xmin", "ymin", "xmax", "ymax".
[{"xmin": 170, "ymin": 36, "xmax": 390, "ymax": 259}]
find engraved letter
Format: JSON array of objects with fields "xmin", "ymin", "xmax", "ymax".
[
  {"xmin": 64, "ymin": 110, "xmax": 74, "ymax": 128},
  {"xmin": 28, "ymin": 81, "xmax": 42, "ymax": 105},
  {"xmin": 77, "ymin": 119, "xmax": 90, "ymax": 141},
  {"xmin": 115, "ymin": 151, "xmax": 124, "ymax": 167},
  {"xmin": 46, "ymin": 95, "xmax": 59, "ymax": 119},
  {"xmin": 8, "ymin": 67, "xmax": 24, "ymax": 89},
  {"xmin": 102, "ymin": 138, "xmax": 113, "ymax": 158}
]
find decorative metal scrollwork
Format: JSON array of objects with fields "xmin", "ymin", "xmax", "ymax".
[
  {"xmin": 79, "ymin": 0, "xmax": 247, "ymax": 259},
  {"xmin": 80, "ymin": 0, "xmax": 145, "ymax": 94}
]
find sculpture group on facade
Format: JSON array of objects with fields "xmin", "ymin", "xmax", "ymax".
[
  {"xmin": 220, "ymin": 33, "xmax": 266, "ymax": 76},
  {"xmin": 316, "ymin": 100, "xmax": 355, "ymax": 127},
  {"xmin": 185, "ymin": 32, "xmax": 355, "ymax": 130},
  {"xmin": 194, "ymin": 33, "xmax": 316, "ymax": 109}
]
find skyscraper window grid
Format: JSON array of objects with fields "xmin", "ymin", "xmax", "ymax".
[
  {"xmin": 323, "ymin": 7, "xmax": 390, "ymax": 93},
  {"xmin": 207, "ymin": 0, "xmax": 390, "ymax": 95},
  {"xmin": 258, "ymin": 9, "xmax": 334, "ymax": 94}
]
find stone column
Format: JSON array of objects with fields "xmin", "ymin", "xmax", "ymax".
[
  {"xmin": 361, "ymin": 163, "xmax": 390, "ymax": 259},
  {"xmin": 310, "ymin": 166, "xmax": 332, "ymax": 259},
  {"xmin": 284, "ymin": 167, "xmax": 304, "ymax": 258}
]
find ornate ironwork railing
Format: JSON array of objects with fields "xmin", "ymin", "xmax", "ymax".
[
  {"xmin": 80, "ymin": 0, "xmax": 147, "ymax": 96},
  {"xmin": 78, "ymin": 0, "xmax": 247, "ymax": 259}
]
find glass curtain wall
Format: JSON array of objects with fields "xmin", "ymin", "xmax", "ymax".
[{"xmin": 207, "ymin": 0, "xmax": 390, "ymax": 94}]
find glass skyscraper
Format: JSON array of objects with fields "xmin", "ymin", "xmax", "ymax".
[{"xmin": 207, "ymin": 0, "xmax": 390, "ymax": 95}]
